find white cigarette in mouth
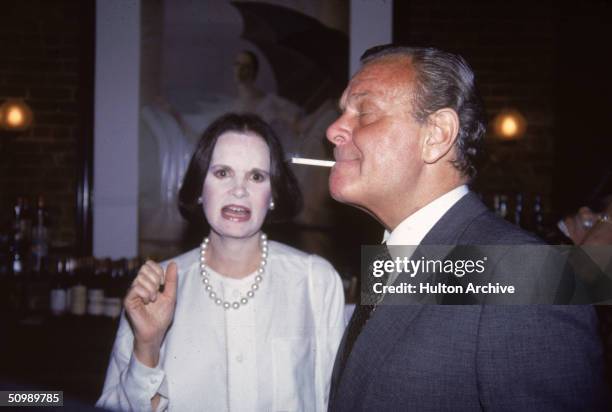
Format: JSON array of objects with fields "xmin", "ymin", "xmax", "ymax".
[{"xmin": 291, "ymin": 157, "xmax": 335, "ymax": 167}]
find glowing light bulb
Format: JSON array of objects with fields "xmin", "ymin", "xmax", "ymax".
[
  {"xmin": 492, "ymin": 109, "xmax": 526, "ymax": 141},
  {"xmin": 0, "ymin": 99, "xmax": 33, "ymax": 131},
  {"xmin": 6, "ymin": 106, "xmax": 24, "ymax": 127},
  {"xmin": 500, "ymin": 116, "xmax": 518, "ymax": 137}
]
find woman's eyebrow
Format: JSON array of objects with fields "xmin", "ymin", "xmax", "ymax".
[{"xmin": 250, "ymin": 167, "xmax": 270, "ymax": 175}]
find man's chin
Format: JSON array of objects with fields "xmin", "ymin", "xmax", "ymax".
[
  {"xmin": 329, "ymin": 175, "xmax": 353, "ymax": 201},
  {"xmin": 330, "ymin": 191, "xmax": 347, "ymax": 203},
  {"xmin": 329, "ymin": 183, "xmax": 357, "ymax": 205},
  {"xmin": 329, "ymin": 180, "xmax": 346, "ymax": 201}
]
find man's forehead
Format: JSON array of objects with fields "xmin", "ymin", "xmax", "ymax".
[
  {"xmin": 339, "ymin": 59, "xmax": 413, "ymax": 108},
  {"xmin": 339, "ymin": 89, "xmax": 374, "ymax": 107},
  {"xmin": 340, "ymin": 71, "xmax": 390, "ymax": 106}
]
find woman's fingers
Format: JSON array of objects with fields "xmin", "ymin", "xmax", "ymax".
[
  {"xmin": 136, "ymin": 275, "xmax": 161, "ymax": 301},
  {"xmin": 128, "ymin": 283, "xmax": 154, "ymax": 305},
  {"xmin": 140, "ymin": 265, "xmax": 163, "ymax": 294},
  {"xmin": 131, "ymin": 262, "xmax": 164, "ymax": 302},
  {"xmin": 142, "ymin": 260, "xmax": 165, "ymax": 285},
  {"xmin": 127, "ymin": 260, "xmax": 177, "ymax": 306}
]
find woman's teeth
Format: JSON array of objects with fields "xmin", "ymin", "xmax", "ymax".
[{"xmin": 222, "ymin": 205, "xmax": 251, "ymax": 221}]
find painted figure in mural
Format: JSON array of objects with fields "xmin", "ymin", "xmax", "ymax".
[{"xmin": 231, "ymin": 50, "xmax": 303, "ymax": 155}]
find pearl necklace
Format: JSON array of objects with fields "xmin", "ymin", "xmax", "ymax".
[{"xmin": 199, "ymin": 233, "xmax": 268, "ymax": 310}]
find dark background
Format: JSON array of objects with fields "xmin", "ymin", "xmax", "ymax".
[{"xmin": 394, "ymin": 0, "xmax": 612, "ymax": 216}]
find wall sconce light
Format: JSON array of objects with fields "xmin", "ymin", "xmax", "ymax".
[
  {"xmin": 492, "ymin": 109, "xmax": 526, "ymax": 141},
  {"xmin": 0, "ymin": 98, "xmax": 34, "ymax": 134}
]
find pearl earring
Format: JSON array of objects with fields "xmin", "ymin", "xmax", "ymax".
[
  {"xmin": 269, "ymin": 200, "xmax": 275, "ymax": 210},
  {"xmin": 197, "ymin": 196, "xmax": 203, "ymax": 204}
]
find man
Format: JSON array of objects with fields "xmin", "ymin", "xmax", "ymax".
[{"xmin": 326, "ymin": 45, "xmax": 608, "ymax": 410}]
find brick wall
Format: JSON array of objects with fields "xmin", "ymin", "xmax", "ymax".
[{"xmin": 0, "ymin": 0, "xmax": 92, "ymax": 250}]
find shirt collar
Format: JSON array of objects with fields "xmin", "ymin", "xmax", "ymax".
[{"xmin": 383, "ymin": 185, "xmax": 469, "ymax": 245}]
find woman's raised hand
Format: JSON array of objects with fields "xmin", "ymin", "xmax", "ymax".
[{"xmin": 124, "ymin": 261, "xmax": 178, "ymax": 367}]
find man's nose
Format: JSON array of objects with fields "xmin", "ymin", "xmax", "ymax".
[{"xmin": 326, "ymin": 114, "xmax": 351, "ymax": 146}]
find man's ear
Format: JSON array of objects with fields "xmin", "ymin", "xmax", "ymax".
[{"xmin": 421, "ymin": 108, "xmax": 460, "ymax": 164}]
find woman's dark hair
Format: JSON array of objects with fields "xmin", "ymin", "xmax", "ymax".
[{"xmin": 178, "ymin": 112, "xmax": 302, "ymax": 231}]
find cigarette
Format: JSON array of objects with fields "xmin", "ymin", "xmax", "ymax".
[{"xmin": 291, "ymin": 157, "xmax": 335, "ymax": 167}]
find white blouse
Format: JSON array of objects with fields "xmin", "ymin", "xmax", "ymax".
[{"xmin": 96, "ymin": 241, "xmax": 346, "ymax": 412}]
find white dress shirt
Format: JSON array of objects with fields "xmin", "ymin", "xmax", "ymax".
[
  {"xmin": 383, "ymin": 185, "xmax": 469, "ymax": 246},
  {"xmin": 96, "ymin": 241, "xmax": 346, "ymax": 412}
]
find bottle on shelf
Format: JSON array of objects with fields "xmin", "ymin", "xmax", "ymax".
[
  {"xmin": 532, "ymin": 195, "xmax": 545, "ymax": 236},
  {"xmin": 88, "ymin": 258, "xmax": 108, "ymax": 316},
  {"xmin": 498, "ymin": 195, "xmax": 509, "ymax": 220},
  {"xmin": 7, "ymin": 246, "xmax": 26, "ymax": 315},
  {"xmin": 10, "ymin": 197, "xmax": 29, "ymax": 276},
  {"xmin": 9, "ymin": 243, "xmax": 25, "ymax": 277},
  {"xmin": 104, "ymin": 259, "xmax": 124, "ymax": 319},
  {"xmin": 24, "ymin": 255, "xmax": 50, "ymax": 318},
  {"xmin": 14, "ymin": 197, "xmax": 32, "ymax": 259},
  {"xmin": 514, "ymin": 193, "xmax": 524, "ymax": 227},
  {"xmin": 50, "ymin": 257, "xmax": 68, "ymax": 316},
  {"xmin": 69, "ymin": 257, "xmax": 90, "ymax": 316},
  {"xmin": 64, "ymin": 257, "xmax": 76, "ymax": 313},
  {"xmin": 493, "ymin": 194, "xmax": 501, "ymax": 215},
  {"xmin": 7, "ymin": 197, "xmax": 30, "ymax": 315},
  {"xmin": 30, "ymin": 195, "xmax": 49, "ymax": 273}
]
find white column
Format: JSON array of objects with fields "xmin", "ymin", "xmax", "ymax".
[
  {"xmin": 93, "ymin": 0, "xmax": 140, "ymax": 258},
  {"xmin": 350, "ymin": 0, "xmax": 393, "ymax": 76}
]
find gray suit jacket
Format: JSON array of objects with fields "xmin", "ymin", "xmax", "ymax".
[{"xmin": 329, "ymin": 193, "xmax": 609, "ymax": 411}]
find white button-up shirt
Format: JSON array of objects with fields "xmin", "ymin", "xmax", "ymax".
[{"xmin": 97, "ymin": 241, "xmax": 346, "ymax": 412}]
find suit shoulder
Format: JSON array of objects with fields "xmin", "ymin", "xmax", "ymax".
[{"xmin": 463, "ymin": 210, "xmax": 543, "ymax": 245}]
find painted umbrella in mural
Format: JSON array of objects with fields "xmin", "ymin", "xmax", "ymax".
[{"xmin": 231, "ymin": 1, "xmax": 348, "ymax": 113}]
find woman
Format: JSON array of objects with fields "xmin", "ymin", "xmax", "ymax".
[{"xmin": 97, "ymin": 113, "xmax": 346, "ymax": 411}]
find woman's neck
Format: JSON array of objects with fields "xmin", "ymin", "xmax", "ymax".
[{"xmin": 205, "ymin": 232, "xmax": 263, "ymax": 279}]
